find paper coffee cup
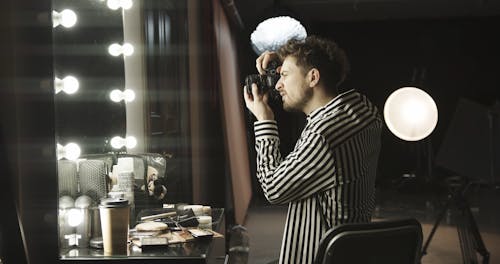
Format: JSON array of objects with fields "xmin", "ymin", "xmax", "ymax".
[{"xmin": 99, "ymin": 198, "xmax": 129, "ymax": 256}]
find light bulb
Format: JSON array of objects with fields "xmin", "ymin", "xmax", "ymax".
[
  {"xmin": 67, "ymin": 208, "xmax": 83, "ymax": 227},
  {"xmin": 109, "ymin": 89, "xmax": 122, "ymax": 102},
  {"xmin": 110, "ymin": 136, "xmax": 137, "ymax": 149},
  {"xmin": 401, "ymin": 99, "xmax": 427, "ymax": 124},
  {"xmin": 55, "ymin": 75, "xmax": 79, "ymax": 94},
  {"xmin": 107, "ymin": 0, "xmax": 133, "ymax": 10},
  {"xmin": 108, "ymin": 43, "xmax": 134, "ymax": 57},
  {"xmin": 384, "ymin": 87, "xmax": 438, "ymax": 141},
  {"xmin": 110, "ymin": 136, "xmax": 124, "ymax": 149},
  {"xmin": 125, "ymin": 136, "xmax": 137, "ymax": 149},
  {"xmin": 53, "ymin": 9, "xmax": 77, "ymax": 28},
  {"xmin": 123, "ymin": 89, "xmax": 135, "ymax": 101},
  {"xmin": 122, "ymin": 0, "xmax": 133, "ymax": 9},
  {"xmin": 57, "ymin": 142, "xmax": 81, "ymax": 160},
  {"xmin": 122, "ymin": 43, "xmax": 134, "ymax": 56},
  {"xmin": 109, "ymin": 89, "xmax": 135, "ymax": 102},
  {"xmin": 108, "ymin": 43, "xmax": 122, "ymax": 56},
  {"xmin": 65, "ymin": 143, "xmax": 81, "ymax": 160},
  {"xmin": 107, "ymin": 0, "xmax": 121, "ymax": 10}
]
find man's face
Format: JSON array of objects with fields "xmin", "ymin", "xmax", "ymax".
[{"xmin": 275, "ymin": 56, "xmax": 313, "ymax": 112}]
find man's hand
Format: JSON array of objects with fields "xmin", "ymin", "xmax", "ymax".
[
  {"xmin": 243, "ymin": 83, "xmax": 275, "ymax": 121},
  {"xmin": 256, "ymin": 51, "xmax": 279, "ymax": 74}
]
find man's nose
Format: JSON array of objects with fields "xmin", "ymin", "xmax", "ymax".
[{"xmin": 275, "ymin": 78, "xmax": 283, "ymax": 90}]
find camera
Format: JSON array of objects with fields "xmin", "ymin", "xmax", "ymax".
[{"xmin": 245, "ymin": 60, "xmax": 280, "ymax": 97}]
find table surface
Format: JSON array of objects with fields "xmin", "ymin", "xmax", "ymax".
[{"xmin": 59, "ymin": 208, "xmax": 225, "ymax": 261}]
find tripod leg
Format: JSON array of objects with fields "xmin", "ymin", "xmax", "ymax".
[
  {"xmin": 421, "ymin": 195, "xmax": 453, "ymax": 256},
  {"xmin": 457, "ymin": 211, "xmax": 478, "ymax": 264},
  {"xmin": 460, "ymin": 198, "xmax": 490, "ymax": 263}
]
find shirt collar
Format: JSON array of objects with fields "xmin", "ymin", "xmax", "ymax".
[{"xmin": 306, "ymin": 89, "xmax": 356, "ymax": 123}]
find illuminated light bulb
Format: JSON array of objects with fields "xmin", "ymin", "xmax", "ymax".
[
  {"xmin": 55, "ymin": 76, "xmax": 79, "ymax": 94},
  {"xmin": 108, "ymin": 43, "xmax": 134, "ymax": 57},
  {"xmin": 122, "ymin": 43, "xmax": 134, "ymax": 56},
  {"xmin": 121, "ymin": 0, "xmax": 133, "ymax": 10},
  {"xmin": 109, "ymin": 89, "xmax": 135, "ymax": 102},
  {"xmin": 401, "ymin": 99, "xmax": 427, "ymax": 124},
  {"xmin": 384, "ymin": 87, "xmax": 438, "ymax": 141},
  {"xmin": 110, "ymin": 136, "xmax": 137, "ymax": 149},
  {"xmin": 108, "ymin": 43, "xmax": 122, "ymax": 56},
  {"xmin": 57, "ymin": 142, "xmax": 81, "ymax": 161},
  {"xmin": 52, "ymin": 9, "xmax": 77, "ymax": 28},
  {"xmin": 67, "ymin": 208, "xmax": 83, "ymax": 227},
  {"xmin": 125, "ymin": 136, "xmax": 137, "ymax": 149},
  {"xmin": 109, "ymin": 89, "xmax": 122, "ymax": 102},
  {"xmin": 110, "ymin": 137, "xmax": 123, "ymax": 149},
  {"xmin": 107, "ymin": 0, "xmax": 133, "ymax": 10},
  {"xmin": 107, "ymin": 0, "xmax": 121, "ymax": 10}
]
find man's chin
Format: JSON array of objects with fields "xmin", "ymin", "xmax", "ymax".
[{"xmin": 282, "ymin": 103, "xmax": 300, "ymax": 112}]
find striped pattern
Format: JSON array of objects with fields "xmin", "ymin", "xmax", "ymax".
[{"xmin": 253, "ymin": 90, "xmax": 382, "ymax": 264}]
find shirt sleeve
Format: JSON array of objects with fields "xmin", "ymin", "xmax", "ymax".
[{"xmin": 254, "ymin": 120, "xmax": 336, "ymax": 204}]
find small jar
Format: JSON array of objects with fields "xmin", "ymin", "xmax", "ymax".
[
  {"xmin": 202, "ymin": 206, "xmax": 212, "ymax": 216},
  {"xmin": 197, "ymin": 216, "xmax": 212, "ymax": 230}
]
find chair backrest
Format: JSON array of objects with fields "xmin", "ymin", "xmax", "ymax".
[{"xmin": 314, "ymin": 218, "xmax": 423, "ymax": 264}]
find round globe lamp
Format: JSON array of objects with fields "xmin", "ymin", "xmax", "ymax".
[{"xmin": 384, "ymin": 87, "xmax": 438, "ymax": 141}]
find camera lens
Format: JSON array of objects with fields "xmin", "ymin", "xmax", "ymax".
[
  {"xmin": 245, "ymin": 74, "xmax": 262, "ymax": 95},
  {"xmin": 244, "ymin": 60, "xmax": 281, "ymax": 97}
]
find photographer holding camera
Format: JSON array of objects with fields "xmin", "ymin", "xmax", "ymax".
[{"xmin": 243, "ymin": 35, "xmax": 382, "ymax": 264}]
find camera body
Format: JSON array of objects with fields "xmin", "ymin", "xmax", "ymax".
[{"xmin": 245, "ymin": 60, "xmax": 280, "ymax": 96}]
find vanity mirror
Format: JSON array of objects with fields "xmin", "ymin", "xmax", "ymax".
[
  {"xmin": 53, "ymin": 0, "xmax": 195, "ymax": 255},
  {"xmin": 53, "ymin": 0, "xmax": 191, "ymax": 201},
  {"xmin": 2, "ymin": 0, "xmax": 250, "ymax": 261},
  {"xmin": 53, "ymin": 0, "xmax": 127, "ymax": 156}
]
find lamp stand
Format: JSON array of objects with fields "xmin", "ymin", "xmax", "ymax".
[
  {"xmin": 421, "ymin": 176, "xmax": 490, "ymax": 264},
  {"xmin": 487, "ymin": 107, "xmax": 500, "ymax": 189},
  {"xmin": 393, "ymin": 137, "xmax": 434, "ymax": 191}
]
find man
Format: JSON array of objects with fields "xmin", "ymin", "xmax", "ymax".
[{"xmin": 243, "ymin": 35, "xmax": 382, "ymax": 264}]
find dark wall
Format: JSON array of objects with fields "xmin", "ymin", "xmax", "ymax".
[
  {"xmin": 313, "ymin": 16, "xmax": 500, "ymax": 183},
  {"xmin": 1, "ymin": 0, "xmax": 59, "ymax": 262}
]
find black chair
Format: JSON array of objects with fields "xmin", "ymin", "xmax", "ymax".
[{"xmin": 314, "ymin": 218, "xmax": 423, "ymax": 264}]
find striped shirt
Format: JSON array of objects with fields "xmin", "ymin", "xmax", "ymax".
[{"xmin": 253, "ymin": 89, "xmax": 382, "ymax": 264}]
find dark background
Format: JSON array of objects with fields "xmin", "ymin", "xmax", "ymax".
[{"xmin": 229, "ymin": 0, "xmax": 500, "ymax": 194}]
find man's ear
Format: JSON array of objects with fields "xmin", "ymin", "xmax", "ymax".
[{"xmin": 308, "ymin": 68, "xmax": 320, "ymax": 87}]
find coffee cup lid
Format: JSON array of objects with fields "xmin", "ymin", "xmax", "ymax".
[
  {"xmin": 90, "ymin": 237, "xmax": 103, "ymax": 249},
  {"xmin": 99, "ymin": 198, "xmax": 129, "ymax": 208}
]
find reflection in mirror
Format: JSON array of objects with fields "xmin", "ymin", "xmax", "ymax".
[
  {"xmin": 53, "ymin": 0, "xmax": 126, "ymax": 155},
  {"xmin": 133, "ymin": 0, "xmax": 191, "ymax": 202},
  {"xmin": 54, "ymin": 0, "xmax": 194, "ymax": 257},
  {"xmin": 53, "ymin": 0, "xmax": 128, "ymax": 254}
]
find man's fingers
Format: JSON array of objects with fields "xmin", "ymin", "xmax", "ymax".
[
  {"xmin": 256, "ymin": 51, "xmax": 273, "ymax": 74},
  {"xmin": 256, "ymin": 55, "xmax": 264, "ymax": 74},
  {"xmin": 261, "ymin": 53, "xmax": 270, "ymax": 72},
  {"xmin": 262, "ymin": 91, "xmax": 269, "ymax": 104},
  {"xmin": 243, "ymin": 86, "xmax": 249, "ymax": 99},
  {"xmin": 243, "ymin": 86, "xmax": 252, "ymax": 105},
  {"xmin": 251, "ymin": 83, "xmax": 260, "ymax": 100},
  {"xmin": 258, "ymin": 51, "xmax": 280, "ymax": 74}
]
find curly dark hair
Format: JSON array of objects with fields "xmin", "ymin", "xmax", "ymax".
[{"xmin": 277, "ymin": 35, "xmax": 350, "ymax": 94}]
